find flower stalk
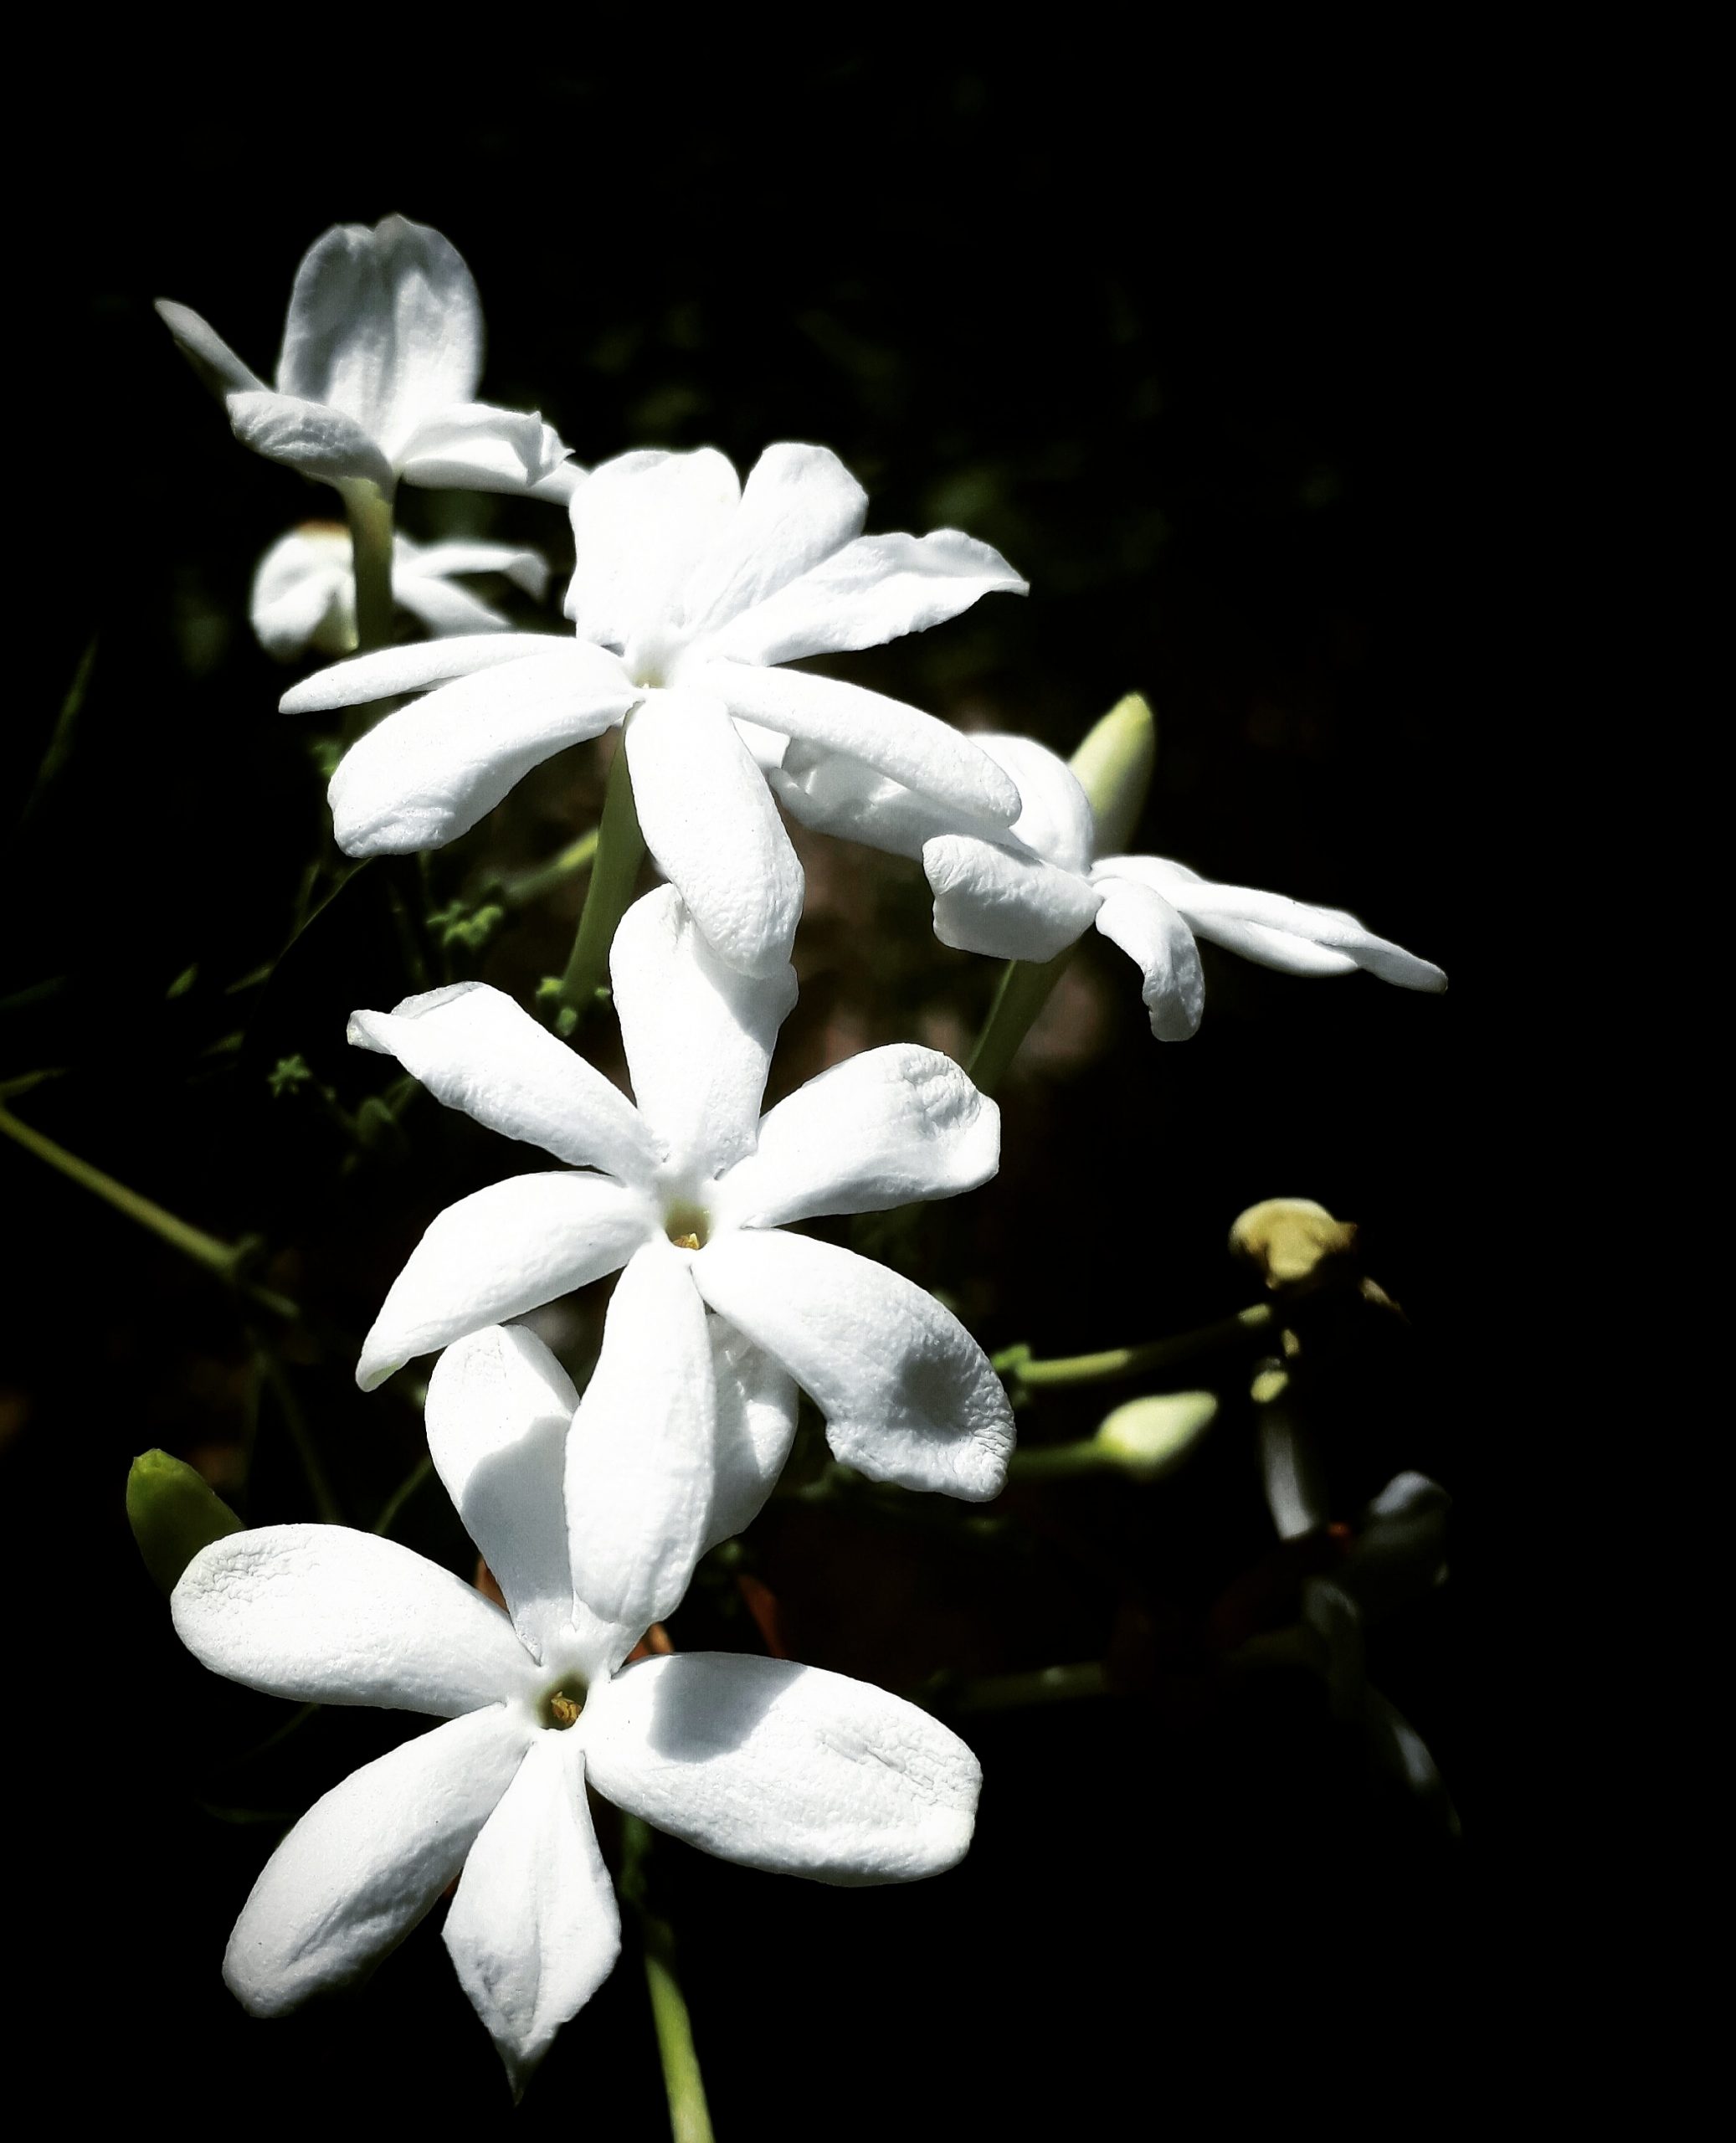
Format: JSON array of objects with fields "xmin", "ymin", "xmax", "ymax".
[
  {"xmin": 557, "ymin": 743, "xmax": 645, "ymax": 1018},
  {"xmin": 339, "ymin": 481, "xmax": 397, "ymax": 654},
  {"xmin": 964, "ymin": 945, "xmax": 1076, "ymax": 1097},
  {"xmin": 994, "ymin": 1303, "xmax": 1272, "ymax": 1395},
  {"xmin": 624, "ymin": 1816, "xmax": 715, "ymax": 2143}
]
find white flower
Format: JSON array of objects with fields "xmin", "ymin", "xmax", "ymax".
[
  {"xmin": 157, "ymin": 215, "xmax": 578, "ymax": 504},
  {"xmin": 349, "ymin": 887, "xmax": 1013, "ymax": 1630},
  {"xmin": 278, "ymin": 443, "xmax": 1028, "ymax": 977},
  {"xmin": 776, "ymin": 733, "xmax": 1446, "ymax": 1036},
  {"xmin": 172, "ymin": 1322, "xmax": 980, "ymax": 2094},
  {"xmin": 251, "ymin": 522, "xmax": 552, "ymax": 660}
]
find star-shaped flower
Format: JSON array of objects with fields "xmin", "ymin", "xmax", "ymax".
[
  {"xmin": 251, "ymin": 522, "xmax": 551, "ymax": 660},
  {"xmin": 776, "ymin": 732, "xmax": 1446, "ymax": 1036},
  {"xmin": 157, "ymin": 215, "xmax": 578, "ymax": 504},
  {"xmin": 350, "ymin": 886, "xmax": 1014, "ymax": 1627},
  {"xmin": 280, "ymin": 443, "xmax": 1028, "ymax": 976},
  {"xmin": 172, "ymin": 1322, "xmax": 981, "ymax": 2095}
]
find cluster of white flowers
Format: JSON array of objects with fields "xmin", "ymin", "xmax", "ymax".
[{"xmin": 159, "ymin": 215, "xmax": 1446, "ymax": 2094}]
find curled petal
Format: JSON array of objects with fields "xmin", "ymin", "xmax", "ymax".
[
  {"xmin": 226, "ymin": 389, "xmax": 394, "ymax": 491},
  {"xmin": 623, "ymin": 691, "xmax": 804, "ymax": 979},
  {"xmin": 705, "ymin": 1320, "xmax": 799, "ymax": 1549},
  {"xmin": 224, "ymin": 1707, "xmax": 530, "ymax": 2017},
  {"xmin": 173, "ymin": 1526, "xmax": 537, "ymax": 1715},
  {"xmin": 348, "ymin": 980, "xmax": 658, "ymax": 1183},
  {"xmin": 681, "ymin": 442, "xmax": 867, "ymax": 637},
  {"xmin": 155, "ymin": 298, "xmax": 266, "ymax": 399},
  {"xmin": 923, "ymin": 835, "xmax": 1102, "ymax": 962},
  {"xmin": 771, "ymin": 751, "xmax": 958, "ymax": 863},
  {"xmin": 564, "ymin": 1243, "xmax": 717, "ymax": 1634},
  {"xmin": 702, "ymin": 527, "xmax": 1028, "ymax": 669},
  {"xmin": 280, "ymin": 633, "xmax": 572, "ymax": 714},
  {"xmin": 444, "ymin": 1734, "xmax": 621, "ymax": 2097},
  {"xmin": 392, "ymin": 574, "xmax": 510, "ymax": 637},
  {"xmin": 584, "ymin": 1654, "xmax": 980, "ymax": 1884},
  {"xmin": 694, "ymin": 1230, "xmax": 1013, "ymax": 1500},
  {"xmin": 1091, "ymin": 879, "xmax": 1206, "ymax": 1041},
  {"xmin": 397, "ymin": 403, "xmax": 575, "ymax": 496},
  {"xmin": 978, "ymin": 735, "xmax": 1097, "ymax": 876},
  {"xmin": 358, "ymin": 1172, "xmax": 651, "ymax": 1390},
  {"xmin": 250, "ymin": 528, "xmax": 351, "ymax": 660},
  {"xmin": 700, "ymin": 663, "xmax": 1020, "ymax": 827},
  {"xmin": 717, "ymin": 1045, "xmax": 999, "ymax": 1229},
  {"xmin": 402, "ymin": 540, "xmax": 550, "ymax": 600},
  {"xmin": 327, "ymin": 650, "xmax": 634, "ymax": 856},
  {"xmin": 609, "ymin": 885, "xmax": 795, "ymax": 1182}
]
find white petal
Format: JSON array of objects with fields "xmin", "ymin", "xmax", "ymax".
[
  {"xmin": 771, "ymin": 751, "xmax": 957, "ymax": 862},
  {"xmin": 327, "ymin": 650, "xmax": 634, "ymax": 856},
  {"xmin": 393, "ymin": 574, "xmax": 510, "ymax": 637},
  {"xmin": 155, "ymin": 298, "xmax": 266, "ymax": 399},
  {"xmin": 565, "ymin": 448, "xmax": 741, "ymax": 654},
  {"xmin": 250, "ymin": 530, "xmax": 350, "ymax": 660},
  {"xmin": 698, "ymin": 663, "xmax": 1020, "ymax": 827},
  {"xmin": 529, "ymin": 461, "xmax": 586, "ymax": 504},
  {"xmin": 358, "ymin": 1173, "xmax": 651, "ymax": 1391},
  {"xmin": 225, "ymin": 389, "xmax": 394, "ymax": 490},
  {"xmin": 444, "ymin": 1733, "xmax": 620, "ymax": 2096},
  {"xmin": 403, "ymin": 539, "xmax": 551, "ymax": 599},
  {"xmin": 978, "ymin": 735, "xmax": 1097, "ymax": 874},
  {"xmin": 564, "ymin": 1242, "xmax": 716, "ymax": 1633},
  {"xmin": 701, "ymin": 527, "xmax": 1028, "ymax": 668},
  {"xmin": 705, "ymin": 1320, "xmax": 799, "ymax": 1549},
  {"xmin": 923, "ymin": 835, "xmax": 1102, "ymax": 961},
  {"xmin": 681, "ymin": 442, "xmax": 866, "ymax": 637},
  {"xmin": 693, "ymin": 1230, "xmax": 1013, "ymax": 1500},
  {"xmin": 1091, "ymin": 879, "xmax": 1206, "ymax": 1041},
  {"xmin": 1097, "ymin": 856, "xmax": 1447, "ymax": 990},
  {"xmin": 173, "ymin": 1526, "xmax": 537, "ymax": 1714},
  {"xmin": 424, "ymin": 1327, "xmax": 579, "ymax": 1663},
  {"xmin": 224, "ymin": 1707, "xmax": 529, "ymax": 2017},
  {"xmin": 609, "ymin": 885, "xmax": 796, "ymax": 1182},
  {"xmin": 277, "ymin": 216, "xmax": 482, "ymax": 456},
  {"xmin": 716, "ymin": 1045, "xmax": 999, "ymax": 1229},
  {"xmin": 348, "ymin": 980, "xmax": 659, "ymax": 1183},
  {"xmin": 585, "ymin": 1655, "xmax": 980, "ymax": 1883},
  {"xmin": 280, "ymin": 633, "xmax": 573, "ymax": 714},
  {"xmin": 623, "ymin": 691, "xmax": 804, "ymax": 979},
  {"xmin": 397, "ymin": 402, "xmax": 575, "ymax": 495}
]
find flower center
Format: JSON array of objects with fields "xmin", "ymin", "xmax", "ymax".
[
  {"xmin": 664, "ymin": 1199, "xmax": 711, "ymax": 1251},
  {"xmin": 538, "ymin": 1673, "xmax": 588, "ymax": 1730}
]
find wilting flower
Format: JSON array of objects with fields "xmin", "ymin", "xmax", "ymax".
[
  {"xmin": 777, "ymin": 732, "xmax": 1446, "ymax": 1036},
  {"xmin": 157, "ymin": 215, "xmax": 578, "ymax": 504},
  {"xmin": 251, "ymin": 522, "xmax": 551, "ymax": 660},
  {"xmin": 172, "ymin": 1322, "xmax": 980, "ymax": 2094},
  {"xmin": 280, "ymin": 443, "xmax": 1026, "ymax": 977},
  {"xmin": 351, "ymin": 886, "xmax": 1013, "ymax": 1627}
]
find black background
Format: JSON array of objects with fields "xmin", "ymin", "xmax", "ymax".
[{"xmin": 8, "ymin": 40, "xmax": 1521, "ymax": 2135}]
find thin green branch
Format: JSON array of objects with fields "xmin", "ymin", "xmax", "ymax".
[
  {"xmin": 371, "ymin": 1454, "xmax": 433, "ymax": 1537},
  {"xmin": 254, "ymin": 1350, "xmax": 342, "ymax": 1524},
  {"xmin": 995, "ymin": 1303, "xmax": 1272, "ymax": 1392},
  {"xmin": 557, "ymin": 745, "xmax": 644, "ymax": 1016},
  {"xmin": 966, "ymin": 947, "xmax": 1076, "ymax": 1097},
  {"xmin": 495, "ymin": 827, "xmax": 599, "ymax": 910},
  {"xmin": 621, "ymin": 1815, "xmax": 714, "ymax": 2143}
]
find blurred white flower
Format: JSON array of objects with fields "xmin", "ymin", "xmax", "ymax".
[
  {"xmin": 157, "ymin": 215, "xmax": 579, "ymax": 503},
  {"xmin": 250, "ymin": 522, "xmax": 552, "ymax": 660},
  {"xmin": 778, "ymin": 733, "xmax": 1446, "ymax": 1037},
  {"xmin": 351, "ymin": 886, "xmax": 1013, "ymax": 1628},
  {"xmin": 279, "ymin": 443, "xmax": 1027, "ymax": 977},
  {"xmin": 173, "ymin": 1322, "xmax": 979, "ymax": 2095}
]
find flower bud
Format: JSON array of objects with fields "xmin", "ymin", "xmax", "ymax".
[
  {"xmin": 1092, "ymin": 1390, "xmax": 1217, "ymax": 1481},
  {"xmin": 126, "ymin": 1448, "xmax": 243, "ymax": 1593},
  {"xmin": 1070, "ymin": 692, "xmax": 1156, "ymax": 856},
  {"xmin": 1230, "ymin": 1197, "xmax": 1359, "ymax": 1291}
]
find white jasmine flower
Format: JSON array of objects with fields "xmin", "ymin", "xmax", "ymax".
[
  {"xmin": 279, "ymin": 444, "xmax": 1028, "ymax": 977},
  {"xmin": 251, "ymin": 522, "xmax": 552, "ymax": 660},
  {"xmin": 157, "ymin": 215, "xmax": 578, "ymax": 504},
  {"xmin": 776, "ymin": 733, "xmax": 1446, "ymax": 1036},
  {"xmin": 350, "ymin": 886, "xmax": 1013, "ymax": 1626},
  {"xmin": 172, "ymin": 1322, "xmax": 980, "ymax": 2095}
]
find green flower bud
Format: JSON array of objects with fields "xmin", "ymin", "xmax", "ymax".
[
  {"xmin": 1092, "ymin": 1389, "xmax": 1217, "ymax": 1480},
  {"xmin": 126, "ymin": 1449, "xmax": 242, "ymax": 1593},
  {"xmin": 1070, "ymin": 692, "xmax": 1156, "ymax": 856},
  {"xmin": 1230, "ymin": 1198, "xmax": 1359, "ymax": 1291}
]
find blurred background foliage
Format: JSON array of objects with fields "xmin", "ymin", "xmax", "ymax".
[{"xmin": 7, "ymin": 41, "xmax": 1496, "ymax": 2137}]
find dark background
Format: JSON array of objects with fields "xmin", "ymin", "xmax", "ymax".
[{"xmin": 8, "ymin": 44, "xmax": 1513, "ymax": 2135}]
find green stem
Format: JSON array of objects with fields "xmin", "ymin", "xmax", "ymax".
[
  {"xmin": 0, "ymin": 1103, "xmax": 298, "ymax": 1320},
  {"xmin": 372, "ymin": 1454, "xmax": 433, "ymax": 1537},
  {"xmin": 966, "ymin": 947, "xmax": 1076, "ymax": 1097},
  {"xmin": 997, "ymin": 1303, "xmax": 1272, "ymax": 1391},
  {"xmin": 622, "ymin": 1816, "xmax": 714, "ymax": 2143},
  {"xmin": 558, "ymin": 744, "xmax": 644, "ymax": 1015},
  {"xmin": 948, "ymin": 1662, "xmax": 1110, "ymax": 1713},
  {"xmin": 255, "ymin": 1350, "xmax": 341, "ymax": 1524},
  {"xmin": 496, "ymin": 826, "xmax": 599, "ymax": 910},
  {"xmin": 342, "ymin": 481, "xmax": 396, "ymax": 654}
]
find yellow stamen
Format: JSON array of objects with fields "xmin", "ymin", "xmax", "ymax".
[
  {"xmin": 671, "ymin": 1231, "xmax": 701, "ymax": 1251},
  {"xmin": 549, "ymin": 1693, "xmax": 581, "ymax": 1728}
]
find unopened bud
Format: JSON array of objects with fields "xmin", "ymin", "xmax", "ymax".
[
  {"xmin": 1070, "ymin": 692, "xmax": 1156, "ymax": 856},
  {"xmin": 1093, "ymin": 1390, "xmax": 1217, "ymax": 1481},
  {"xmin": 1230, "ymin": 1198, "xmax": 1359, "ymax": 1291},
  {"xmin": 127, "ymin": 1449, "xmax": 242, "ymax": 1593}
]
